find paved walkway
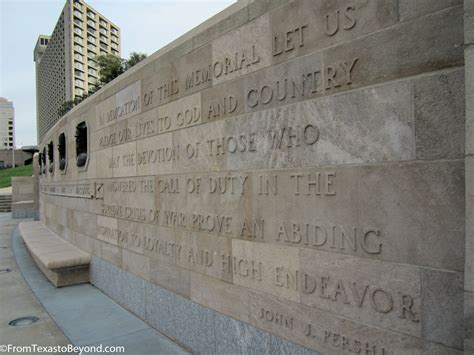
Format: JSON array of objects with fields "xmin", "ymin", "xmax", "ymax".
[
  {"xmin": 1, "ymin": 213, "xmax": 189, "ymax": 355},
  {"xmin": 0, "ymin": 214, "xmax": 71, "ymax": 353}
]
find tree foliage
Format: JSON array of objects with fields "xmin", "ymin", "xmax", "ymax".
[
  {"xmin": 57, "ymin": 52, "xmax": 147, "ymax": 118},
  {"xmin": 95, "ymin": 54, "xmax": 126, "ymax": 86},
  {"xmin": 125, "ymin": 52, "xmax": 148, "ymax": 69},
  {"xmin": 95, "ymin": 52, "xmax": 147, "ymax": 85}
]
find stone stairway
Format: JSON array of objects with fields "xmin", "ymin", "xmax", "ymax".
[{"xmin": 0, "ymin": 194, "xmax": 12, "ymax": 212}]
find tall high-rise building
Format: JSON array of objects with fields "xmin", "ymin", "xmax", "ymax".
[
  {"xmin": 0, "ymin": 98, "xmax": 15, "ymax": 150},
  {"xmin": 34, "ymin": 0, "xmax": 121, "ymax": 142}
]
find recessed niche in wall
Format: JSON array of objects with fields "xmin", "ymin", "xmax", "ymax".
[
  {"xmin": 58, "ymin": 132, "xmax": 67, "ymax": 172},
  {"xmin": 38, "ymin": 152, "xmax": 43, "ymax": 176},
  {"xmin": 48, "ymin": 141, "xmax": 54, "ymax": 174},
  {"xmin": 75, "ymin": 121, "xmax": 88, "ymax": 168},
  {"xmin": 42, "ymin": 147, "xmax": 46, "ymax": 175}
]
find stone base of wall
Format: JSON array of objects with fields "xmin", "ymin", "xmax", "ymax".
[
  {"xmin": 90, "ymin": 256, "xmax": 318, "ymax": 354},
  {"xmin": 12, "ymin": 206, "xmax": 38, "ymax": 219}
]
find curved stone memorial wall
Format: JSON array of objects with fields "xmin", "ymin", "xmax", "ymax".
[{"xmin": 38, "ymin": 0, "xmax": 468, "ymax": 353}]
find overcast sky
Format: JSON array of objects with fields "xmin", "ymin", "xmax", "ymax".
[{"xmin": 0, "ymin": 0, "xmax": 234, "ymax": 146}]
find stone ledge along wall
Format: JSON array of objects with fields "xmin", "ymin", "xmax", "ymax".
[{"xmin": 38, "ymin": 0, "xmax": 467, "ymax": 353}]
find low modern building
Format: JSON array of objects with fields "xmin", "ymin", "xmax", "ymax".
[
  {"xmin": 34, "ymin": 0, "xmax": 121, "ymax": 142},
  {"xmin": 0, "ymin": 148, "xmax": 36, "ymax": 169},
  {"xmin": 0, "ymin": 97, "xmax": 15, "ymax": 150}
]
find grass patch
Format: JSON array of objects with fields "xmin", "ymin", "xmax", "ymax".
[{"xmin": 0, "ymin": 165, "xmax": 33, "ymax": 188}]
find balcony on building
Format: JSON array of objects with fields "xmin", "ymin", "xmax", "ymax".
[
  {"xmin": 74, "ymin": 62, "xmax": 84, "ymax": 71},
  {"xmin": 87, "ymin": 26, "xmax": 96, "ymax": 35},
  {"xmin": 73, "ymin": 10, "xmax": 82, "ymax": 19},
  {"xmin": 74, "ymin": 27, "xmax": 83, "ymax": 36},
  {"xmin": 75, "ymin": 69, "xmax": 84, "ymax": 78}
]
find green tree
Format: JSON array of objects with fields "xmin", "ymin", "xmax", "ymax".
[
  {"xmin": 95, "ymin": 54, "xmax": 126, "ymax": 86},
  {"xmin": 57, "ymin": 101, "xmax": 75, "ymax": 117},
  {"xmin": 58, "ymin": 52, "xmax": 148, "ymax": 118},
  {"xmin": 94, "ymin": 52, "xmax": 147, "ymax": 86},
  {"xmin": 125, "ymin": 52, "xmax": 148, "ymax": 69}
]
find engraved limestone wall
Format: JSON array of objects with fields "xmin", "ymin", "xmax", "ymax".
[{"xmin": 38, "ymin": 0, "xmax": 466, "ymax": 353}]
